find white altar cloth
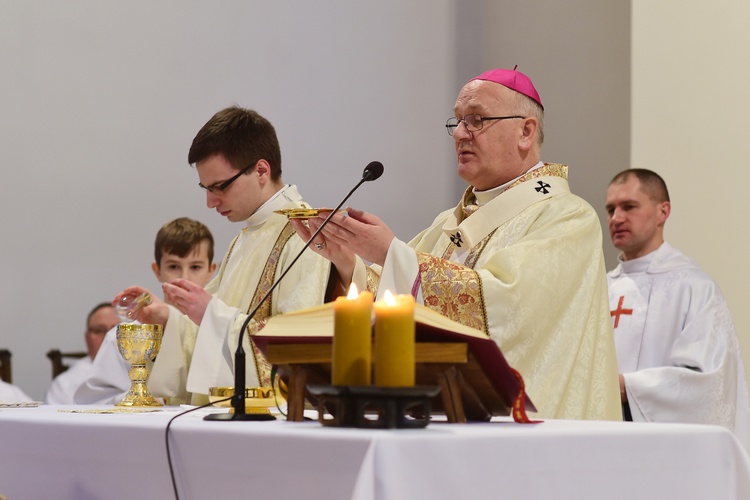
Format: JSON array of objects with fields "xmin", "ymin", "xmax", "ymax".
[{"xmin": 1, "ymin": 405, "xmax": 749, "ymax": 500}]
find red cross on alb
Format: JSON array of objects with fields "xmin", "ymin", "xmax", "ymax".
[{"xmin": 610, "ymin": 295, "xmax": 633, "ymax": 329}]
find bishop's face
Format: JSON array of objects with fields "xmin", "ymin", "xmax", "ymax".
[
  {"xmin": 451, "ymin": 80, "xmax": 530, "ymax": 191},
  {"xmin": 605, "ymin": 176, "xmax": 670, "ymax": 260}
]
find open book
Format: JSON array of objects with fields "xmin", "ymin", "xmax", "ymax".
[{"xmin": 253, "ymin": 302, "xmax": 536, "ymax": 419}]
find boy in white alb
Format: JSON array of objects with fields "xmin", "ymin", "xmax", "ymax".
[{"xmin": 74, "ymin": 218, "xmax": 216, "ymax": 404}]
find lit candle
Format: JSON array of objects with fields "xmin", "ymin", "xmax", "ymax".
[
  {"xmin": 374, "ymin": 290, "xmax": 416, "ymax": 387},
  {"xmin": 332, "ymin": 283, "xmax": 374, "ymax": 386}
]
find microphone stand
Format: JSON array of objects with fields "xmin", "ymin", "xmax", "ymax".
[{"xmin": 204, "ymin": 162, "xmax": 383, "ymax": 421}]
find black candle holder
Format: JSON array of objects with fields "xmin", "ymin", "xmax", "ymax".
[{"xmin": 307, "ymin": 384, "xmax": 441, "ymax": 429}]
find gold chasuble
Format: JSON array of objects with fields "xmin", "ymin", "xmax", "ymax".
[{"xmin": 367, "ymin": 164, "xmax": 621, "ymax": 420}]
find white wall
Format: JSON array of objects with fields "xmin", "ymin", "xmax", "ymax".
[
  {"xmin": 2, "ymin": 1, "xmax": 637, "ymax": 401},
  {"xmin": 0, "ymin": 1, "xmax": 460, "ymax": 399},
  {"xmin": 632, "ymin": 1, "xmax": 750, "ymax": 386}
]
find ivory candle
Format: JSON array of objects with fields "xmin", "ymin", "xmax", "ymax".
[
  {"xmin": 332, "ymin": 284, "xmax": 373, "ymax": 386},
  {"xmin": 374, "ymin": 290, "xmax": 416, "ymax": 387}
]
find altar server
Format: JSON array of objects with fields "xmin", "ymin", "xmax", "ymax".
[
  {"xmin": 75, "ymin": 217, "xmax": 216, "ymax": 404},
  {"xmin": 45, "ymin": 302, "xmax": 119, "ymax": 404},
  {"xmin": 0, "ymin": 379, "xmax": 33, "ymax": 403},
  {"xmin": 606, "ymin": 168, "xmax": 750, "ymax": 449}
]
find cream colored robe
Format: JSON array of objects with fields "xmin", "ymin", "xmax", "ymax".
[
  {"xmin": 149, "ymin": 185, "xmax": 331, "ymax": 404},
  {"xmin": 354, "ymin": 164, "xmax": 621, "ymax": 420}
]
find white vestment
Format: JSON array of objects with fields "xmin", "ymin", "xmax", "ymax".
[
  {"xmin": 353, "ymin": 163, "xmax": 622, "ymax": 420},
  {"xmin": 73, "ymin": 326, "xmax": 131, "ymax": 404},
  {"xmin": 0, "ymin": 379, "xmax": 33, "ymax": 403},
  {"xmin": 45, "ymin": 355, "xmax": 94, "ymax": 404},
  {"xmin": 148, "ymin": 185, "xmax": 331, "ymax": 404},
  {"xmin": 608, "ymin": 242, "xmax": 750, "ymax": 450}
]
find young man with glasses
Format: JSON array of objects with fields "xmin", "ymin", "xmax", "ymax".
[
  {"xmin": 294, "ymin": 68, "xmax": 621, "ymax": 421},
  {"xmin": 45, "ymin": 302, "xmax": 119, "ymax": 404},
  {"xmin": 114, "ymin": 107, "xmax": 332, "ymax": 404}
]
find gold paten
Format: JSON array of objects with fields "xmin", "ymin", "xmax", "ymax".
[
  {"xmin": 274, "ymin": 208, "xmax": 344, "ymax": 220},
  {"xmin": 115, "ymin": 323, "xmax": 164, "ymax": 407},
  {"xmin": 208, "ymin": 386, "xmax": 286, "ymax": 415}
]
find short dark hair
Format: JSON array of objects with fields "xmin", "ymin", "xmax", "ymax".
[
  {"xmin": 609, "ymin": 168, "xmax": 670, "ymax": 203},
  {"xmin": 87, "ymin": 303, "xmax": 113, "ymax": 327},
  {"xmin": 188, "ymin": 106, "xmax": 282, "ymax": 181},
  {"xmin": 154, "ymin": 217, "xmax": 215, "ymax": 265}
]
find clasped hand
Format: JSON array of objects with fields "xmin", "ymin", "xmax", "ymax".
[{"xmin": 290, "ymin": 207, "xmax": 394, "ymax": 283}]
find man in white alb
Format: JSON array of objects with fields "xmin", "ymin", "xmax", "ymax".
[
  {"xmin": 0, "ymin": 379, "xmax": 33, "ymax": 403},
  {"xmin": 606, "ymin": 168, "xmax": 750, "ymax": 449},
  {"xmin": 115, "ymin": 107, "xmax": 332, "ymax": 404},
  {"xmin": 45, "ymin": 302, "xmax": 119, "ymax": 404}
]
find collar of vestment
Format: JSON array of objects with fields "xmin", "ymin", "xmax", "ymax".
[
  {"xmin": 244, "ymin": 184, "xmax": 300, "ymax": 230},
  {"xmin": 609, "ymin": 241, "xmax": 698, "ymax": 277},
  {"xmin": 443, "ymin": 163, "xmax": 569, "ymax": 250}
]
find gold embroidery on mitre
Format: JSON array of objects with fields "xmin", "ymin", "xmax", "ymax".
[
  {"xmin": 246, "ymin": 222, "xmax": 297, "ymax": 387},
  {"xmin": 416, "ymin": 252, "xmax": 487, "ymax": 334}
]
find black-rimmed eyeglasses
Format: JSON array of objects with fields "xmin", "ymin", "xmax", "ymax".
[
  {"xmin": 445, "ymin": 114, "xmax": 525, "ymax": 136},
  {"xmin": 198, "ymin": 162, "xmax": 255, "ymax": 194}
]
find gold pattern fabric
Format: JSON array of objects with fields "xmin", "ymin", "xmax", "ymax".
[
  {"xmin": 460, "ymin": 163, "xmax": 568, "ymax": 222},
  {"xmin": 365, "ymin": 266, "xmax": 380, "ymax": 296},
  {"xmin": 246, "ymin": 222, "xmax": 297, "ymax": 388},
  {"xmin": 417, "ymin": 252, "xmax": 488, "ymax": 334},
  {"xmin": 380, "ymin": 164, "xmax": 621, "ymax": 421}
]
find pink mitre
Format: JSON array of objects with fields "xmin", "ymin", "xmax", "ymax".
[{"xmin": 471, "ymin": 67, "xmax": 543, "ymax": 110}]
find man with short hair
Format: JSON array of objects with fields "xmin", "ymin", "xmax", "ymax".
[
  {"xmin": 116, "ymin": 107, "xmax": 332, "ymax": 404},
  {"xmin": 74, "ymin": 217, "xmax": 217, "ymax": 404},
  {"xmin": 45, "ymin": 302, "xmax": 119, "ymax": 404},
  {"xmin": 605, "ymin": 168, "xmax": 750, "ymax": 448},
  {"xmin": 294, "ymin": 68, "xmax": 621, "ymax": 420}
]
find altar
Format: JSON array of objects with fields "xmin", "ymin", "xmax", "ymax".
[{"xmin": 1, "ymin": 405, "xmax": 749, "ymax": 499}]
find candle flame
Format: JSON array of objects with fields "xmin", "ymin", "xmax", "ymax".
[
  {"xmin": 383, "ymin": 289, "xmax": 396, "ymax": 305},
  {"xmin": 347, "ymin": 283, "xmax": 359, "ymax": 299}
]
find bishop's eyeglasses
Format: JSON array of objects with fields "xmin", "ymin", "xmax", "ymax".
[
  {"xmin": 198, "ymin": 162, "xmax": 255, "ymax": 194},
  {"xmin": 445, "ymin": 114, "xmax": 525, "ymax": 136}
]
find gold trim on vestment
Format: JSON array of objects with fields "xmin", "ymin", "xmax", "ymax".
[
  {"xmin": 416, "ymin": 252, "xmax": 488, "ymax": 335},
  {"xmin": 245, "ymin": 222, "xmax": 297, "ymax": 387},
  {"xmin": 460, "ymin": 163, "xmax": 568, "ymax": 220},
  {"xmin": 419, "ymin": 165, "xmax": 569, "ymax": 335},
  {"xmin": 365, "ymin": 266, "xmax": 380, "ymax": 296}
]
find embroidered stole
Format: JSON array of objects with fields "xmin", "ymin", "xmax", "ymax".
[
  {"xmin": 417, "ymin": 163, "xmax": 570, "ymax": 335},
  {"xmin": 243, "ymin": 222, "xmax": 297, "ymax": 387}
]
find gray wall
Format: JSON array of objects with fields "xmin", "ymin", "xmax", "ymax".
[{"xmin": 1, "ymin": 1, "xmax": 630, "ymax": 399}]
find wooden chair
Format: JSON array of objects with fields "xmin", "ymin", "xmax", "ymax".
[
  {"xmin": 46, "ymin": 350, "xmax": 87, "ymax": 379},
  {"xmin": 0, "ymin": 349, "xmax": 12, "ymax": 383}
]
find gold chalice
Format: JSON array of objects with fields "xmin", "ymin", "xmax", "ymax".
[{"xmin": 115, "ymin": 323, "xmax": 164, "ymax": 407}]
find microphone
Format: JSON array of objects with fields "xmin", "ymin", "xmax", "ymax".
[{"xmin": 204, "ymin": 161, "xmax": 384, "ymax": 421}]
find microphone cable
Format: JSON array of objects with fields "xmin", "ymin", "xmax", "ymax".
[{"xmin": 164, "ymin": 395, "xmax": 232, "ymax": 500}]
